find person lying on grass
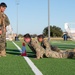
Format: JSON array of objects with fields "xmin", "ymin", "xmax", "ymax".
[
  {"xmin": 23, "ymin": 33, "xmax": 45, "ymax": 59},
  {"xmin": 37, "ymin": 34, "xmax": 75, "ymax": 59},
  {"xmin": 23, "ymin": 33, "xmax": 75, "ymax": 59}
]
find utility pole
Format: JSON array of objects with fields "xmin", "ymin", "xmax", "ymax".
[
  {"xmin": 15, "ymin": 0, "xmax": 19, "ymax": 41},
  {"xmin": 48, "ymin": 0, "xmax": 50, "ymax": 41},
  {"xmin": 16, "ymin": 0, "xmax": 19, "ymax": 36}
]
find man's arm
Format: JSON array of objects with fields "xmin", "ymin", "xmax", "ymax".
[{"xmin": 5, "ymin": 14, "xmax": 10, "ymax": 26}]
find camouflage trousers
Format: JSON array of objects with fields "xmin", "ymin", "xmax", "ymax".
[
  {"xmin": 30, "ymin": 38, "xmax": 75, "ymax": 59},
  {"xmin": 0, "ymin": 42, "xmax": 5, "ymax": 50},
  {"xmin": 45, "ymin": 50, "xmax": 62, "ymax": 58},
  {"xmin": 0, "ymin": 42, "xmax": 6, "ymax": 57},
  {"xmin": 43, "ymin": 39, "xmax": 75, "ymax": 58},
  {"xmin": 45, "ymin": 48, "xmax": 75, "ymax": 58},
  {"xmin": 0, "ymin": 34, "xmax": 6, "ymax": 57}
]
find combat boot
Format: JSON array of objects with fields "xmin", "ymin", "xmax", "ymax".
[{"xmin": 1, "ymin": 49, "xmax": 6, "ymax": 57}]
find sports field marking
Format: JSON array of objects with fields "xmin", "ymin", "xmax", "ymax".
[{"xmin": 12, "ymin": 41, "xmax": 43, "ymax": 75}]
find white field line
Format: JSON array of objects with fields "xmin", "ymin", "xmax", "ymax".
[{"xmin": 12, "ymin": 41, "xmax": 43, "ymax": 75}]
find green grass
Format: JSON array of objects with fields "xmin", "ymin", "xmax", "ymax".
[
  {"xmin": 15, "ymin": 40, "xmax": 75, "ymax": 75},
  {"xmin": 31, "ymin": 58, "xmax": 75, "ymax": 75},
  {"xmin": 0, "ymin": 41, "xmax": 34, "ymax": 75},
  {"xmin": 1, "ymin": 40, "xmax": 75, "ymax": 75}
]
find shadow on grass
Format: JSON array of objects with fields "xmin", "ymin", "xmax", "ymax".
[
  {"xmin": 27, "ymin": 51, "xmax": 36, "ymax": 58},
  {"xmin": 6, "ymin": 48, "xmax": 21, "ymax": 55},
  {"xmin": 6, "ymin": 48, "xmax": 75, "ymax": 60},
  {"xmin": 52, "ymin": 44, "xmax": 75, "ymax": 50},
  {"xmin": 6, "ymin": 48, "xmax": 36, "ymax": 58}
]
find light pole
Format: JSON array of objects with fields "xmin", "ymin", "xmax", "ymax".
[
  {"xmin": 48, "ymin": 0, "xmax": 50, "ymax": 41},
  {"xmin": 16, "ymin": 0, "xmax": 19, "ymax": 36}
]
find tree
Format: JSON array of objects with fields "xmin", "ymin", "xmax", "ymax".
[
  {"xmin": 43, "ymin": 27, "xmax": 48, "ymax": 36},
  {"xmin": 18, "ymin": 34, "xmax": 23, "ymax": 38},
  {"xmin": 43, "ymin": 25, "xmax": 63, "ymax": 37},
  {"xmin": 31, "ymin": 34, "xmax": 37, "ymax": 38}
]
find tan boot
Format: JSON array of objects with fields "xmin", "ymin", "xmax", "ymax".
[{"xmin": 1, "ymin": 49, "xmax": 6, "ymax": 57}]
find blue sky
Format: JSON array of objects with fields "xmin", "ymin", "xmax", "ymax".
[
  {"xmin": 0, "ymin": 0, "xmax": 75, "ymax": 35},
  {"xmin": 51, "ymin": 0, "xmax": 75, "ymax": 31}
]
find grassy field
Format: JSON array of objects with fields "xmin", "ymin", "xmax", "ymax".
[
  {"xmin": 0, "ymin": 40, "xmax": 75, "ymax": 75},
  {"xmin": 0, "ymin": 41, "xmax": 34, "ymax": 75}
]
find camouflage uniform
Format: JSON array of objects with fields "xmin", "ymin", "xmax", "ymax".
[
  {"xmin": 28, "ymin": 37, "xmax": 75, "ymax": 59},
  {"xmin": 29, "ymin": 38, "xmax": 45, "ymax": 59},
  {"xmin": 0, "ymin": 12, "xmax": 10, "ymax": 57},
  {"xmin": 42, "ymin": 39, "xmax": 75, "ymax": 58}
]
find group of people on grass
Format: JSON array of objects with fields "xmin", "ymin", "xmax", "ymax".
[
  {"xmin": 0, "ymin": 2, "xmax": 74, "ymax": 59},
  {"xmin": 21, "ymin": 33, "xmax": 75, "ymax": 59}
]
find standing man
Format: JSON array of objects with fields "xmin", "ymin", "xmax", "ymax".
[{"xmin": 0, "ymin": 2, "xmax": 10, "ymax": 57}]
